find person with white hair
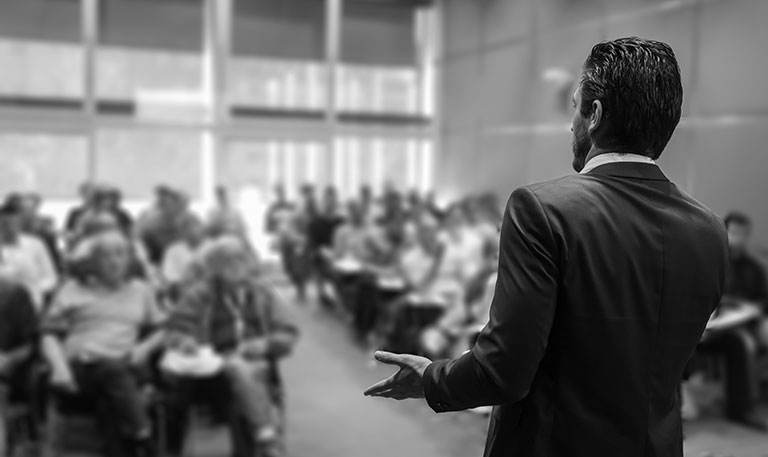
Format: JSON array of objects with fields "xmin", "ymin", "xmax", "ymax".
[
  {"xmin": 164, "ymin": 236, "xmax": 299, "ymax": 457},
  {"xmin": 40, "ymin": 230, "xmax": 166, "ymax": 457}
]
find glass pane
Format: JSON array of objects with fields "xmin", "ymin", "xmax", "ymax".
[
  {"xmin": 229, "ymin": 0, "xmax": 326, "ymax": 112},
  {"xmin": 96, "ymin": 0, "xmax": 204, "ymax": 116},
  {"xmin": 0, "ymin": 132, "xmax": 88, "ymax": 198},
  {"xmin": 218, "ymin": 139, "xmax": 329, "ymax": 196},
  {"xmin": 0, "ymin": 0, "xmax": 83, "ymax": 102},
  {"xmin": 338, "ymin": 65, "xmax": 419, "ymax": 115},
  {"xmin": 229, "ymin": 59, "xmax": 327, "ymax": 111},
  {"xmin": 95, "ymin": 129, "xmax": 202, "ymax": 199},
  {"xmin": 333, "ymin": 137, "xmax": 427, "ymax": 198}
]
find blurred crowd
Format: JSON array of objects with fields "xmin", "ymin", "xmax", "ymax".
[
  {"xmin": 0, "ymin": 183, "xmax": 297, "ymax": 457},
  {"xmin": 265, "ymin": 183, "xmax": 503, "ymax": 362},
  {"xmin": 0, "ymin": 178, "xmax": 766, "ymax": 457}
]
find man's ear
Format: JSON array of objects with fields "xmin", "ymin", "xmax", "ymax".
[{"xmin": 588, "ymin": 99, "xmax": 603, "ymax": 134}]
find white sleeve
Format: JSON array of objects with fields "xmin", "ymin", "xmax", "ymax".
[{"xmin": 32, "ymin": 237, "xmax": 58, "ymax": 294}]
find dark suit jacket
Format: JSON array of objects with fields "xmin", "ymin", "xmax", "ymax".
[{"xmin": 423, "ymin": 162, "xmax": 728, "ymax": 457}]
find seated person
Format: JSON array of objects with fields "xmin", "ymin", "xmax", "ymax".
[
  {"xmin": 690, "ymin": 212, "xmax": 768, "ymax": 430},
  {"xmin": 160, "ymin": 218, "xmax": 207, "ymax": 300},
  {"xmin": 376, "ymin": 220, "xmax": 463, "ymax": 352},
  {"xmin": 0, "ymin": 201, "xmax": 58, "ymax": 312},
  {"xmin": 332, "ymin": 201, "xmax": 374, "ymax": 266},
  {"xmin": 440, "ymin": 204, "xmax": 486, "ymax": 284},
  {"xmin": 421, "ymin": 237, "xmax": 500, "ymax": 360},
  {"xmin": 398, "ymin": 218, "xmax": 463, "ymax": 306},
  {"xmin": 164, "ymin": 237, "xmax": 299, "ymax": 457},
  {"xmin": 0, "ymin": 279, "xmax": 38, "ymax": 457},
  {"xmin": 40, "ymin": 231, "xmax": 166, "ymax": 457},
  {"xmin": 66, "ymin": 212, "xmax": 155, "ymax": 283}
]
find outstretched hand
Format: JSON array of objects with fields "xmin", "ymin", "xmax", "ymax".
[{"xmin": 363, "ymin": 351, "xmax": 432, "ymax": 400}]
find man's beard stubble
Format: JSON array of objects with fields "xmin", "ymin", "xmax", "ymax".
[{"xmin": 571, "ymin": 122, "xmax": 592, "ymax": 173}]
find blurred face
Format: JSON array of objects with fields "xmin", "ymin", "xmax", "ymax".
[
  {"xmin": 418, "ymin": 224, "xmax": 439, "ymax": 251},
  {"xmin": 80, "ymin": 183, "xmax": 94, "ymax": 202},
  {"xmin": 207, "ymin": 251, "xmax": 252, "ymax": 285},
  {"xmin": 464, "ymin": 202, "xmax": 480, "ymax": 225},
  {"xmin": 348, "ymin": 203, "xmax": 364, "ymax": 225},
  {"xmin": 21, "ymin": 195, "xmax": 41, "ymax": 216},
  {"xmin": 93, "ymin": 194, "xmax": 112, "ymax": 212},
  {"xmin": 185, "ymin": 222, "xmax": 205, "ymax": 245},
  {"xmin": 324, "ymin": 191, "xmax": 338, "ymax": 214},
  {"xmin": 446, "ymin": 207, "xmax": 466, "ymax": 231},
  {"xmin": 571, "ymin": 86, "xmax": 593, "ymax": 172},
  {"xmin": 158, "ymin": 192, "xmax": 175, "ymax": 213},
  {"xmin": 727, "ymin": 222, "xmax": 750, "ymax": 255},
  {"xmin": 93, "ymin": 239, "xmax": 131, "ymax": 285},
  {"xmin": 0, "ymin": 214, "xmax": 20, "ymax": 240},
  {"xmin": 360, "ymin": 186, "xmax": 372, "ymax": 203},
  {"xmin": 275, "ymin": 186, "xmax": 286, "ymax": 201},
  {"xmin": 216, "ymin": 188, "xmax": 228, "ymax": 205}
]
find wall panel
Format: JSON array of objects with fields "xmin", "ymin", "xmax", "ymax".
[{"xmin": 696, "ymin": 0, "xmax": 768, "ymax": 115}]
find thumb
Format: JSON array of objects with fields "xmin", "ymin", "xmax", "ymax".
[{"xmin": 374, "ymin": 351, "xmax": 415, "ymax": 369}]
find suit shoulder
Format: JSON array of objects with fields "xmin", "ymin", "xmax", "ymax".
[
  {"xmin": 669, "ymin": 184, "xmax": 727, "ymax": 235},
  {"xmin": 507, "ymin": 174, "xmax": 590, "ymax": 209}
]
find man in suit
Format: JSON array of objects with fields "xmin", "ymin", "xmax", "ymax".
[{"xmin": 364, "ymin": 37, "xmax": 729, "ymax": 457}]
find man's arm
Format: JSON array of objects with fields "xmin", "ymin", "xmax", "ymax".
[{"xmin": 422, "ymin": 186, "xmax": 560, "ymax": 412}]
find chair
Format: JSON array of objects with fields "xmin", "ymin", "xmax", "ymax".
[
  {"xmin": 5, "ymin": 403, "xmax": 37, "ymax": 457},
  {"xmin": 159, "ymin": 370, "xmax": 285, "ymax": 457},
  {"xmin": 4, "ymin": 362, "xmax": 48, "ymax": 457},
  {"xmin": 42, "ymin": 385, "xmax": 166, "ymax": 457}
]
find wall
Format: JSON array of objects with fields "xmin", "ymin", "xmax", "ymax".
[{"xmin": 438, "ymin": 0, "xmax": 768, "ymax": 246}]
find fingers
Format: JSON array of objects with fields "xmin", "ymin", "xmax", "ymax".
[
  {"xmin": 365, "ymin": 388, "xmax": 413, "ymax": 401},
  {"xmin": 363, "ymin": 373, "xmax": 398, "ymax": 396},
  {"xmin": 373, "ymin": 351, "xmax": 418, "ymax": 369}
]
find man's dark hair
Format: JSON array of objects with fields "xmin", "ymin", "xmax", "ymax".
[
  {"xmin": 579, "ymin": 37, "xmax": 683, "ymax": 159},
  {"xmin": 724, "ymin": 211, "xmax": 752, "ymax": 229}
]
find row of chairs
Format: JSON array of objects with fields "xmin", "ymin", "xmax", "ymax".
[
  {"xmin": 319, "ymin": 260, "xmax": 449, "ymax": 356},
  {"xmin": 5, "ymin": 351, "xmax": 285, "ymax": 457}
]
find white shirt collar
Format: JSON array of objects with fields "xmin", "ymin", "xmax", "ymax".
[{"xmin": 580, "ymin": 153, "xmax": 657, "ymax": 174}]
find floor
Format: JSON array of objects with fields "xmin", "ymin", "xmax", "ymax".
[{"xmin": 184, "ymin": 283, "xmax": 768, "ymax": 457}]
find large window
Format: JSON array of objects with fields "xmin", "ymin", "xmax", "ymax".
[{"xmin": 0, "ymin": 0, "xmax": 435, "ymax": 208}]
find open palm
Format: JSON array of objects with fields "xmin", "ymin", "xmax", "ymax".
[{"xmin": 364, "ymin": 351, "xmax": 432, "ymax": 400}]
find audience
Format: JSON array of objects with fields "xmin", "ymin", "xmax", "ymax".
[
  {"xmin": 689, "ymin": 212, "xmax": 768, "ymax": 430},
  {"xmin": 207, "ymin": 186, "xmax": 247, "ymax": 240},
  {"xmin": 137, "ymin": 187, "xmax": 199, "ymax": 267},
  {"xmin": 11, "ymin": 192, "xmax": 62, "ymax": 272},
  {"xmin": 0, "ymin": 278, "xmax": 38, "ymax": 457},
  {"xmin": 73, "ymin": 185, "xmax": 133, "ymax": 237},
  {"xmin": 0, "ymin": 178, "xmax": 765, "ymax": 457},
  {"xmin": 332, "ymin": 201, "xmax": 374, "ymax": 263},
  {"xmin": 266, "ymin": 185, "xmax": 309, "ymax": 302},
  {"xmin": 40, "ymin": 230, "xmax": 166, "ymax": 457},
  {"xmin": 164, "ymin": 236, "xmax": 299, "ymax": 457},
  {"xmin": 161, "ymin": 218, "xmax": 207, "ymax": 291},
  {"xmin": 64, "ymin": 182, "xmax": 95, "ymax": 235},
  {"xmin": 0, "ymin": 201, "xmax": 58, "ymax": 311}
]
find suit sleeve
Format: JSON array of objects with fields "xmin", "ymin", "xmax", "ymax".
[{"xmin": 423, "ymin": 186, "xmax": 560, "ymax": 412}]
